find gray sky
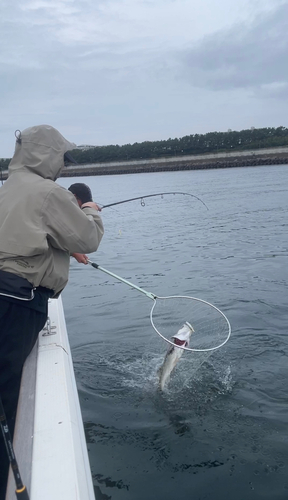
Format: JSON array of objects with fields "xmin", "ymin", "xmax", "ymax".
[{"xmin": 1, "ymin": 0, "xmax": 287, "ymax": 157}]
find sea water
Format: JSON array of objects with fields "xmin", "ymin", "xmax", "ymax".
[{"xmin": 59, "ymin": 164, "xmax": 288, "ymax": 500}]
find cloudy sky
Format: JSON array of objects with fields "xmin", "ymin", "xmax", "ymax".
[{"xmin": 0, "ymin": 0, "xmax": 287, "ymax": 157}]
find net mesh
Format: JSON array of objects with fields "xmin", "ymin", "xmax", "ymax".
[{"xmin": 150, "ymin": 295, "xmax": 231, "ymax": 352}]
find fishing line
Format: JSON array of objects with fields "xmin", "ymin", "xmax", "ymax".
[
  {"xmin": 88, "ymin": 261, "xmax": 231, "ymax": 353},
  {"xmin": 0, "ymin": 395, "xmax": 29, "ymax": 499},
  {"xmin": 98, "ymin": 192, "xmax": 209, "ymax": 211}
]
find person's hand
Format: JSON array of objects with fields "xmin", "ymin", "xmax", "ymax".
[
  {"xmin": 72, "ymin": 253, "xmax": 89, "ymax": 264},
  {"xmin": 81, "ymin": 202, "xmax": 102, "ymax": 211}
]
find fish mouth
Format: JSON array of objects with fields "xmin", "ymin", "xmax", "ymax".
[{"xmin": 172, "ymin": 337, "xmax": 188, "ymax": 347}]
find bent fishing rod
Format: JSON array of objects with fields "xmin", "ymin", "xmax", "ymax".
[
  {"xmin": 0, "ymin": 395, "xmax": 29, "ymax": 499},
  {"xmin": 99, "ymin": 191, "xmax": 209, "ymax": 210}
]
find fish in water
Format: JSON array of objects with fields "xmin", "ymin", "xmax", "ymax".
[{"xmin": 158, "ymin": 322, "xmax": 194, "ymax": 391}]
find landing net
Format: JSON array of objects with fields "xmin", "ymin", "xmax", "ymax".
[
  {"xmin": 88, "ymin": 261, "xmax": 231, "ymax": 352},
  {"xmin": 150, "ymin": 295, "xmax": 231, "ymax": 352}
]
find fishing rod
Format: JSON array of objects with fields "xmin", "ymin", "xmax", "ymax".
[
  {"xmin": 100, "ymin": 192, "xmax": 209, "ymax": 210},
  {"xmin": 0, "ymin": 396, "xmax": 29, "ymax": 499}
]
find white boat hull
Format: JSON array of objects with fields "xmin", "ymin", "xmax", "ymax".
[{"xmin": 6, "ymin": 297, "xmax": 95, "ymax": 500}]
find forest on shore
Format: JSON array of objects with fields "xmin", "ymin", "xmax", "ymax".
[{"xmin": 0, "ymin": 126, "xmax": 287, "ymax": 170}]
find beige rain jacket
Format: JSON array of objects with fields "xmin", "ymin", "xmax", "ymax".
[{"xmin": 0, "ymin": 125, "xmax": 104, "ymax": 296}]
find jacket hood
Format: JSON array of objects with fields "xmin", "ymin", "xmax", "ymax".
[{"xmin": 8, "ymin": 125, "xmax": 76, "ymax": 180}]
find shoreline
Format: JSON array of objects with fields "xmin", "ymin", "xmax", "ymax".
[
  {"xmin": 1, "ymin": 147, "xmax": 288, "ymax": 180},
  {"xmin": 61, "ymin": 147, "xmax": 288, "ymax": 177}
]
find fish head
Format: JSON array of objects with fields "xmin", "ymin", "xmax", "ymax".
[{"xmin": 172, "ymin": 322, "xmax": 194, "ymax": 347}]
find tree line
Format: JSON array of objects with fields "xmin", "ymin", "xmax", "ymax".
[
  {"xmin": 0, "ymin": 126, "xmax": 287, "ymax": 168},
  {"xmin": 70, "ymin": 126, "xmax": 288, "ymax": 165}
]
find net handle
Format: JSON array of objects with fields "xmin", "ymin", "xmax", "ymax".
[
  {"xmin": 88, "ymin": 260, "xmax": 156, "ymax": 300},
  {"xmin": 150, "ymin": 295, "xmax": 231, "ymax": 352}
]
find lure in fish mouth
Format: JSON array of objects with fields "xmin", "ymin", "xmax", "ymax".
[{"xmin": 158, "ymin": 322, "xmax": 194, "ymax": 391}]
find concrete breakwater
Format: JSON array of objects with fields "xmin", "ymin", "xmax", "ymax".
[
  {"xmin": 61, "ymin": 147, "xmax": 288, "ymax": 177},
  {"xmin": 1, "ymin": 147, "xmax": 288, "ymax": 180}
]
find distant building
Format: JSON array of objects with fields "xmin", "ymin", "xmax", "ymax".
[{"xmin": 76, "ymin": 145, "xmax": 96, "ymax": 151}]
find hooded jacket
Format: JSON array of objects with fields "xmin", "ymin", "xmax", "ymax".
[{"xmin": 0, "ymin": 125, "xmax": 104, "ymax": 297}]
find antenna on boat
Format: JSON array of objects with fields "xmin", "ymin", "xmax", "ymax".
[{"xmin": 0, "ymin": 395, "xmax": 29, "ymax": 499}]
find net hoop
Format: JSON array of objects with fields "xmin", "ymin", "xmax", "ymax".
[{"xmin": 150, "ymin": 295, "xmax": 231, "ymax": 352}]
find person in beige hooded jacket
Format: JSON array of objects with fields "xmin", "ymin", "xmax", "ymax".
[
  {"xmin": 0, "ymin": 124, "xmax": 104, "ymax": 295},
  {"xmin": 0, "ymin": 125, "xmax": 104, "ymax": 499}
]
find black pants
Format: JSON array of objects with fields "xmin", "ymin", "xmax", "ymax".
[{"xmin": 0, "ymin": 299, "xmax": 47, "ymax": 500}]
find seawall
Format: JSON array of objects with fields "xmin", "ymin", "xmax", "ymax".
[
  {"xmin": 1, "ymin": 147, "xmax": 288, "ymax": 180},
  {"xmin": 61, "ymin": 147, "xmax": 288, "ymax": 177}
]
